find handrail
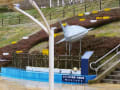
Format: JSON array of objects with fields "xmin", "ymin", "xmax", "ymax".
[
  {"xmin": 96, "ymin": 52, "xmax": 119, "ymax": 70},
  {"xmin": 90, "ymin": 44, "xmax": 120, "ymax": 71},
  {"xmin": 95, "ymin": 52, "xmax": 120, "ymax": 73},
  {"xmin": 89, "ymin": 59, "xmax": 120, "ymax": 83}
]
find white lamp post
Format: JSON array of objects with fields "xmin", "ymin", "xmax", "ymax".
[{"xmin": 13, "ymin": 0, "xmax": 55, "ymax": 90}]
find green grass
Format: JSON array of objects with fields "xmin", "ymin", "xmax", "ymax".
[
  {"xmin": 88, "ymin": 21, "xmax": 120, "ymax": 37},
  {"xmin": 29, "ymin": 42, "xmax": 48, "ymax": 53},
  {"xmin": 0, "ymin": 23, "xmax": 40, "ymax": 47}
]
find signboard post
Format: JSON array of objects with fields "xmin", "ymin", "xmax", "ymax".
[{"xmin": 81, "ymin": 51, "xmax": 94, "ymax": 75}]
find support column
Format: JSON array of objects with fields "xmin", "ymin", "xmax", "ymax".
[
  {"xmin": 50, "ymin": 0, "xmax": 52, "ymax": 8},
  {"xmin": 57, "ymin": 0, "xmax": 60, "ymax": 6},
  {"xmin": 49, "ymin": 29, "xmax": 54, "ymax": 90}
]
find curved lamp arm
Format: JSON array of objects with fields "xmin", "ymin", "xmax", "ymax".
[
  {"xmin": 29, "ymin": 0, "xmax": 51, "ymax": 35},
  {"xmin": 14, "ymin": 4, "xmax": 49, "ymax": 34},
  {"xmin": 13, "ymin": 2, "xmax": 55, "ymax": 90}
]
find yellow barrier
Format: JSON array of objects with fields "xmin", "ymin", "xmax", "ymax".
[
  {"xmin": 104, "ymin": 8, "xmax": 111, "ymax": 11},
  {"xmin": 96, "ymin": 17, "xmax": 103, "ymax": 20},
  {"xmin": 80, "ymin": 18, "xmax": 86, "ymax": 21},
  {"xmin": 16, "ymin": 50, "xmax": 23, "ymax": 54},
  {"xmin": 78, "ymin": 13, "xmax": 84, "ymax": 16},
  {"xmin": 54, "ymin": 33, "xmax": 62, "ymax": 38},
  {"xmin": 11, "ymin": 41, "xmax": 17, "ymax": 44},
  {"xmin": 42, "ymin": 49, "xmax": 49, "ymax": 55},
  {"xmin": 103, "ymin": 16, "xmax": 110, "ymax": 19},
  {"xmin": 62, "ymin": 23, "xmax": 67, "ymax": 27},
  {"xmin": 92, "ymin": 11, "xmax": 98, "ymax": 14}
]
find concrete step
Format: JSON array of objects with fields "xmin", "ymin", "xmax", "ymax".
[
  {"xmin": 106, "ymin": 75, "xmax": 120, "ymax": 79},
  {"xmin": 111, "ymin": 71, "xmax": 120, "ymax": 75},
  {"xmin": 101, "ymin": 79, "xmax": 120, "ymax": 84}
]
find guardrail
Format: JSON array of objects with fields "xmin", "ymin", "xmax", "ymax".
[{"xmin": 90, "ymin": 44, "xmax": 120, "ymax": 75}]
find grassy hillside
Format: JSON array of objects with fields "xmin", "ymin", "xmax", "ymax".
[
  {"xmin": 0, "ymin": 0, "xmax": 119, "ymax": 26},
  {"xmin": 0, "ymin": 23, "xmax": 40, "ymax": 47},
  {"xmin": 0, "ymin": 0, "xmax": 119, "ymax": 48},
  {"xmin": 89, "ymin": 21, "xmax": 120, "ymax": 37},
  {"xmin": 0, "ymin": 20, "xmax": 120, "ymax": 49},
  {"xmin": 28, "ymin": 21, "xmax": 120, "ymax": 52}
]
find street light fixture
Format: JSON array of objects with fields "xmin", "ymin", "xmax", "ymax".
[{"xmin": 6, "ymin": 0, "xmax": 55, "ymax": 90}]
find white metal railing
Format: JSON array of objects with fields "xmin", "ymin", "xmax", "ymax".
[{"xmin": 90, "ymin": 44, "xmax": 120, "ymax": 75}]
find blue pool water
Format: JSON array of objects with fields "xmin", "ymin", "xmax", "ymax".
[{"xmin": 0, "ymin": 67, "xmax": 96, "ymax": 84}]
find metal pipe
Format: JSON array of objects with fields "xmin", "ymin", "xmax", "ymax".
[
  {"xmin": 97, "ymin": 52, "xmax": 120, "ymax": 70},
  {"xmin": 69, "ymin": 42, "xmax": 71, "ymax": 55},
  {"xmin": 80, "ymin": 39, "xmax": 81, "ymax": 57},
  {"xmin": 29, "ymin": 0, "xmax": 51, "ymax": 34},
  {"xmin": 49, "ymin": 29, "xmax": 54, "ymax": 90},
  {"xmin": 90, "ymin": 44, "xmax": 120, "ymax": 71},
  {"xmin": 66, "ymin": 42, "xmax": 68, "ymax": 55}
]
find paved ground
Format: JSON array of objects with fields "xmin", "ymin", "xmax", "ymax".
[{"xmin": 0, "ymin": 77, "xmax": 120, "ymax": 90}]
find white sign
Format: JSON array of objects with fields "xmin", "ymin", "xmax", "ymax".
[
  {"xmin": 90, "ymin": 20, "xmax": 97, "ymax": 23},
  {"xmin": 22, "ymin": 36, "xmax": 29, "ymax": 39},
  {"xmin": 3, "ymin": 53, "xmax": 9, "ymax": 56},
  {"xmin": 85, "ymin": 12, "xmax": 90, "ymax": 15}
]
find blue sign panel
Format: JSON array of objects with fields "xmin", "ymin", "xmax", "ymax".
[
  {"xmin": 62, "ymin": 75, "xmax": 85, "ymax": 83},
  {"xmin": 81, "ymin": 51, "xmax": 94, "ymax": 75}
]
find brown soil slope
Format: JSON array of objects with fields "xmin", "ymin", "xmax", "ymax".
[
  {"xmin": 54, "ymin": 35, "xmax": 120, "ymax": 62},
  {"xmin": 0, "ymin": 8, "xmax": 120, "ymax": 66}
]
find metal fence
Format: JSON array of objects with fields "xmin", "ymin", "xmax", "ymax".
[
  {"xmin": 11, "ymin": 53, "xmax": 81, "ymax": 70},
  {"xmin": 0, "ymin": 0, "xmax": 120, "ymax": 26}
]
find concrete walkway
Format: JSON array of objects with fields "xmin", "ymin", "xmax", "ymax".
[{"xmin": 0, "ymin": 77, "xmax": 120, "ymax": 90}]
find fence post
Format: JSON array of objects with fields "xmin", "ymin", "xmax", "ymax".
[
  {"xmin": 84, "ymin": 1, "xmax": 87, "ymax": 12},
  {"xmin": 28, "ymin": 54, "xmax": 30, "ymax": 66},
  {"xmin": 73, "ymin": 7, "xmax": 76, "ymax": 16},
  {"xmin": 2, "ymin": 18, "xmax": 3, "ymax": 26},
  {"xmin": 49, "ymin": 13, "xmax": 52, "ymax": 20},
  {"xmin": 119, "ymin": 0, "xmax": 120, "ymax": 7},
  {"xmin": 18, "ymin": 16, "xmax": 21, "ymax": 24},
  {"xmin": 100, "ymin": 0, "xmax": 102, "ymax": 10},
  {"xmin": 63, "ymin": 9, "xmax": 65, "ymax": 18}
]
